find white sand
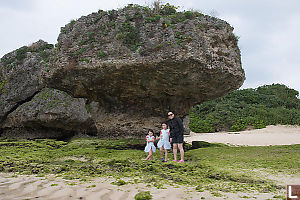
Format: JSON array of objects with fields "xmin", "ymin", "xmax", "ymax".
[
  {"xmin": 0, "ymin": 173, "xmax": 285, "ymax": 200},
  {"xmin": 185, "ymin": 125, "xmax": 300, "ymax": 146}
]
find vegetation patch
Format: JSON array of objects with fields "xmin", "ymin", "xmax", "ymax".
[
  {"xmin": 15, "ymin": 46, "xmax": 29, "ymax": 63},
  {"xmin": 0, "ymin": 80, "xmax": 8, "ymax": 93},
  {"xmin": 1, "ymin": 42, "xmax": 53, "ymax": 68},
  {"xmin": 190, "ymin": 84, "xmax": 300, "ymax": 132},
  {"xmin": 134, "ymin": 191, "xmax": 152, "ymax": 200},
  {"xmin": 0, "ymin": 137, "xmax": 296, "ymax": 196},
  {"xmin": 111, "ymin": 179, "xmax": 127, "ymax": 186},
  {"xmin": 97, "ymin": 50, "xmax": 106, "ymax": 58},
  {"xmin": 117, "ymin": 21, "xmax": 142, "ymax": 51}
]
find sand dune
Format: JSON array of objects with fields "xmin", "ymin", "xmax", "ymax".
[{"xmin": 186, "ymin": 125, "xmax": 300, "ymax": 146}]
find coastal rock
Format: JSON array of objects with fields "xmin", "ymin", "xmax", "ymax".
[
  {"xmin": 0, "ymin": 40, "xmax": 52, "ymax": 125},
  {"xmin": 0, "ymin": 41, "xmax": 96, "ymax": 138},
  {"xmin": 44, "ymin": 5, "xmax": 245, "ymax": 136},
  {"xmin": 2, "ymin": 88, "xmax": 96, "ymax": 139},
  {"xmin": 1, "ymin": 4, "xmax": 245, "ymax": 138}
]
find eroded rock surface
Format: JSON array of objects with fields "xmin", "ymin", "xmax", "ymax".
[
  {"xmin": 46, "ymin": 5, "xmax": 244, "ymax": 117},
  {"xmin": 0, "ymin": 41, "xmax": 95, "ymax": 138},
  {"xmin": 0, "ymin": 40, "xmax": 52, "ymax": 124},
  {"xmin": 2, "ymin": 88, "xmax": 96, "ymax": 139},
  {"xmin": 1, "ymin": 4, "xmax": 245, "ymax": 138},
  {"xmin": 44, "ymin": 5, "xmax": 245, "ymax": 136}
]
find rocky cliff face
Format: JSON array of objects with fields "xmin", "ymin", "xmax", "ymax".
[
  {"xmin": 0, "ymin": 41, "xmax": 96, "ymax": 139},
  {"xmin": 0, "ymin": 4, "xmax": 245, "ymax": 138},
  {"xmin": 0, "ymin": 40, "xmax": 50, "ymax": 124}
]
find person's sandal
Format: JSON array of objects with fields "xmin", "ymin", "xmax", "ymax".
[
  {"xmin": 161, "ymin": 158, "xmax": 164, "ymax": 162},
  {"xmin": 172, "ymin": 160, "xmax": 177, "ymax": 162},
  {"xmin": 179, "ymin": 160, "xmax": 184, "ymax": 162}
]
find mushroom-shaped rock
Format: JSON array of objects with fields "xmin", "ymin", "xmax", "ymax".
[
  {"xmin": 43, "ymin": 5, "xmax": 245, "ymax": 136},
  {"xmin": 47, "ymin": 6, "xmax": 244, "ymax": 115}
]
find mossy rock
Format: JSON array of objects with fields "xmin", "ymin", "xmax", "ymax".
[
  {"xmin": 134, "ymin": 191, "xmax": 152, "ymax": 200},
  {"xmin": 191, "ymin": 141, "xmax": 225, "ymax": 149}
]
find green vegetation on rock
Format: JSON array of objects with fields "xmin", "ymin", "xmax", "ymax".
[
  {"xmin": 0, "ymin": 80, "xmax": 8, "ymax": 93},
  {"xmin": 190, "ymin": 84, "xmax": 300, "ymax": 132},
  {"xmin": 1, "ymin": 41, "xmax": 53, "ymax": 67},
  {"xmin": 134, "ymin": 191, "xmax": 152, "ymax": 200}
]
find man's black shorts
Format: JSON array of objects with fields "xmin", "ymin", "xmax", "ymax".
[{"xmin": 172, "ymin": 134, "xmax": 184, "ymax": 144}]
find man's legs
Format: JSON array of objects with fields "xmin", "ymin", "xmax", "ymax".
[
  {"xmin": 178, "ymin": 143, "xmax": 184, "ymax": 161},
  {"xmin": 173, "ymin": 143, "xmax": 178, "ymax": 161}
]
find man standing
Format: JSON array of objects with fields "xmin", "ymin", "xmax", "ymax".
[{"xmin": 168, "ymin": 111, "xmax": 184, "ymax": 162}]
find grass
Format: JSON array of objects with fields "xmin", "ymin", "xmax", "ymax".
[{"xmin": 0, "ymin": 137, "xmax": 298, "ymax": 195}]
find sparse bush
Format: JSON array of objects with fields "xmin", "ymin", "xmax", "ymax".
[
  {"xmin": 118, "ymin": 21, "xmax": 141, "ymax": 51},
  {"xmin": 73, "ymin": 48, "xmax": 86, "ymax": 57},
  {"xmin": 70, "ymin": 19, "xmax": 76, "ymax": 27},
  {"xmin": 184, "ymin": 11, "xmax": 194, "ymax": 19},
  {"xmin": 16, "ymin": 46, "xmax": 29, "ymax": 63},
  {"xmin": 98, "ymin": 50, "xmax": 106, "ymax": 58},
  {"xmin": 159, "ymin": 3, "xmax": 178, "ymax": 15}
]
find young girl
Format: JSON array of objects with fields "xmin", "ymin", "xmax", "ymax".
[
  {"xmin": 144, "ymin": 129, "xmax": 156, "ymax": 160},
  {"xmin": 157, "ymin": 122, "xmax": 171, "ymax": 162}
]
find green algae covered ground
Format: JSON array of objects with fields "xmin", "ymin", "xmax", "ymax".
[{"xmin": 0, "ymin": 137, "xmax": 299, "ymax": 197}]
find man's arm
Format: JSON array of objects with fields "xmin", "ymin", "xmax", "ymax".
[{"xmin": 168, "ymin": 121, "xmax": 174, "ymax": 139}]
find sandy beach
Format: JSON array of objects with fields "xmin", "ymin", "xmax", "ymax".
[
  {"xmin": 186, "ymin": 125, "xmax": 300, "ymax": 146},
  {"xmin": 1, "ymin": 125, "xmax": 299, "ymax": 200},
  {"xmin": 0, "ymin": 173, "xmax": 288, "ymax": 200}
]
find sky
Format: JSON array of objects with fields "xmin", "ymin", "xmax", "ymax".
[{"xmin": 0, "ymin": 0, "xmax": 299, "ymax": 92}]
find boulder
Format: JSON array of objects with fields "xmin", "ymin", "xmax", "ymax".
[
  {"xmin": 183, "ymin": 115, "xmax": 191, "ymax": 135},
  {"xmin": 2, "ymin": 88, "xmax": 96, "ymax": 139},
  {"xmin": 44, "ymin": 5, "xmax": 245, "ymax": 136},
  {"xmin": 0, "ymin": 40, "xmax": 52, "ymax": 125},
  {"xmin": 0, "ymin": 41, "xmax": 96, "ymax": 138}
]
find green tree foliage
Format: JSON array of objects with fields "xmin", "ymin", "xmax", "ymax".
[{"xmin": 189, "ymin": 84, "xmax": 300, "ymax": 132}]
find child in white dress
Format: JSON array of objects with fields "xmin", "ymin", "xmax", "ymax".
[
  {"xmin": 157, "ymin": 122, "xmax": 171, "ymax": 162},
  {"xmin": 144, "ymin": 129, "xmax": 156, "ymax": 160}
]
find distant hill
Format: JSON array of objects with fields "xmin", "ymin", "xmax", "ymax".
[{"xmin": 189, "ymin": 84, "xmax": 300, "ymax": 132}]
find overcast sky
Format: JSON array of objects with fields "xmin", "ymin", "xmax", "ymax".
[{"xmin": 0, "ymin": 0, "xmax": 299, "ymax": 92}]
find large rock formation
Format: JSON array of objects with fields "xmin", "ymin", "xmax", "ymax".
[
  {"xmin": 1, "ymin": 4, "xmax": 245, "ymax": 138},
  {"xmin": 0, "ymin": 41, "xmax": 96, "ymax": 138},
  {"xmin": 0, "ymin": 40, "xmax": 51, "ymax": 124},
  {"xmin": 2, "ymin": 88, "xmax": 96, "ymax": 138},
  {"xmin": 44, "ymin": 4, "xmax": 244, "ymax": 136}
]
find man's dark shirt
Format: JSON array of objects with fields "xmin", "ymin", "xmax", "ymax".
[{"xmin": 168, "ymin": 117, "xmax": 184, "ymax": 138}]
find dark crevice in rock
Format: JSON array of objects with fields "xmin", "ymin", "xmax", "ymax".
[
  {"xmin": 0, "ymin": 90, "xmax": 41, "ymax": 127},
  {"xmin": 0, "ymin": 126, "xmax": 76, "ymax": 141}
]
